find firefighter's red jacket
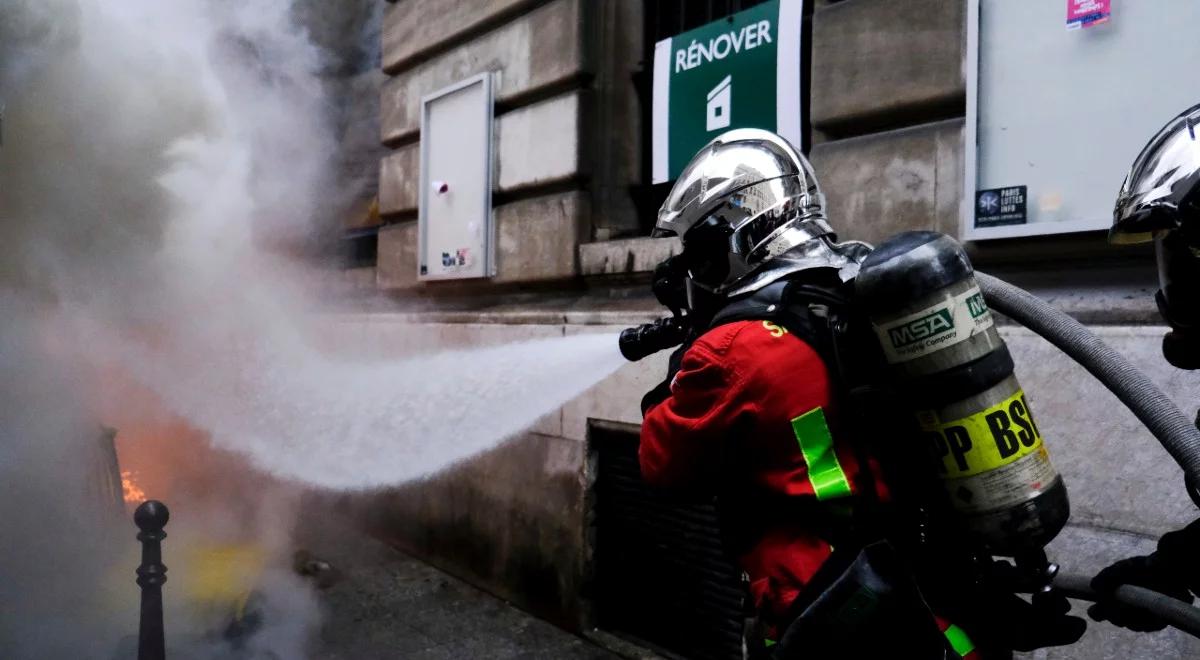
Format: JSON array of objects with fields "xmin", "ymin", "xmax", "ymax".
[{"xmin": 640, "ymin": 318, "xmax": 889, "ymax": 623}]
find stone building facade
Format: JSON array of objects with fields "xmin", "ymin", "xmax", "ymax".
[{"xmin": 339, "ymin": 1, "xmax": 1200, "ymax": 657}]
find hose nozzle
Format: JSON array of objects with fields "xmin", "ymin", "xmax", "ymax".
[{"xmin": 619, "ymin": 317, "xmax": 687, "ymax": 362}]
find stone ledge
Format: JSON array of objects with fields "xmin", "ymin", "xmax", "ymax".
[
  {"xmin": 363, "ymin": 262, "xmax": 1159, "ymax": 328},
  {"xmin": 983, "ymin": 264, "xmax": 1159, "ymax": 326},
  {"xmin": 578, "ymin": 237, "xmax": 681, "ymax": 277},
  {"xmin": 328, "ymin": 306, "xmax": 665, "ymax": 328},
  {"xmin": 380, "ymin": 0, "xmax": 585, "ymax": 145}
]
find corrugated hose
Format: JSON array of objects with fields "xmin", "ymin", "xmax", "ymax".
[
  {"xmin": 1048, "ymin": 573, "xmax": 1200, "ymax": 638},
  {"xmin": 977, "ymin": 272, "xmax": 1200, "ymax": 636},
  {"xmin": 976, "ymin": 271, "xmax": 1200, "ymax": 504}
]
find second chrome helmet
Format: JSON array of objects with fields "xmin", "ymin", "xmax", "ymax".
[{"xmin": 1112, "ymin": 103, "xmax": 1200, "ymax": 367}]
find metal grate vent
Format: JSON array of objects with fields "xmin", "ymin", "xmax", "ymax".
[{"xmin": 592, "ymin": 426, "xmax": 744, "ymax": 660}]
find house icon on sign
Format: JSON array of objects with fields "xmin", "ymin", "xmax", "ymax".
[{"xmin": 706, "ymin": 75, "xmax": 732, "ymax": 132}]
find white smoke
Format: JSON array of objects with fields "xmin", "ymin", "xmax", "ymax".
[
  {"xmin": 0, "ymin": 1, "xmax": 341, "ymax": 655},
  {"xmin": 0, "ymin": 0, "xmax": 623, "ymax": 655},
  {"xmin": 1, "ymin": 0, "xmax": 622, "ymax": 489}
]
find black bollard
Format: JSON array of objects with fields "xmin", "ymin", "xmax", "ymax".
[{"xmin": 135, "ymin": 500, "xmax": 169, "ymax": 660}]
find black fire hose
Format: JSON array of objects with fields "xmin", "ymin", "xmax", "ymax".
[
  {"xmin": 1046, "ymin": 573, "xmax": 1200, "ymax": 638},
  {"xmin": 976, "ymin": 272, "xmax": 1200, "ymax": 508},
  {"xmin": 974, "ymin": 273, "xmax": 1200, "ymax": 636}
]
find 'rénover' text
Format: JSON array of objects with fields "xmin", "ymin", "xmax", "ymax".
[{"xmin": 675, "ymin": 20, "xmax": 773, "ymax": 73}]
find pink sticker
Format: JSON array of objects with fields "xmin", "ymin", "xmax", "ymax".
[{"xmin": 1067, "ymin": 0, "xmax": 1111, "ymax": 30}]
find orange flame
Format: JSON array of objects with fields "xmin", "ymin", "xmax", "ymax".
[{"xmin": 121, "ymin": 470, "xmax": 147, "ymax": 505}]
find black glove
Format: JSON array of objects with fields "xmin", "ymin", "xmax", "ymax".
[
  {"xmin": 1088, "ymin": 555, "xmax": 1195, "ymax": 632},
  {"xmin": 923, "ymin": 557, "xmax": 1085, "ymax": 654},
  {"xmin": 640, "ymin": 344, "xmax": 687, "ymax": 414},
  {"xmin": 651, "ymin": 256, "xmax": 689, "ymax": 314},
  {"xmin": 952, "ymin": 587, "xmax": 1086, "ymax": 653},
  {"xmin": 1154, "ymin": 518, "xmax": 1200, "ymax": 592},
  {"xmin": 1088, "ymin": 519, "xmax": 1200, "ymax": 632}
]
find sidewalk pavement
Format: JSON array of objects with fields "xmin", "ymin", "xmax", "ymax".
[
  {"xmin": 304, "ymin": 520, "xmax": 622, "ymax": 660},
  {"xmin": 298, "ymin": 511, "xmax": 1200, "ymax": 659}
]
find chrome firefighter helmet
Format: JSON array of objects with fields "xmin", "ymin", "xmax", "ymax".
[
  {"xmin": 1112, "ymin": 102, "xmax": 1200, "ymax": 244},
  {"xmin": 1111, "ymin": 102, "xmax": 1200, "ymax": 367},
  {"xmin": 654, "ymin": 128, "xmax": 869, "ymax": 305}
]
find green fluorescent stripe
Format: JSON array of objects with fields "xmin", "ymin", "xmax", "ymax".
[
  {"xmin": 791, "ymin": 407, "xmax": 852, "ymax": 500},
  {"xmin": 943, "ymin": 624, "xmax": 975, "ymax": 657}
]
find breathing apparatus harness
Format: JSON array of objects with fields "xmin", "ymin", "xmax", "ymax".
[
  {"xmin": 628, "ymin": 259, "xmax": 1020, "ymax": 657},
  {"xmin": 623, "ymin": 240, "xmax": 1062, "ymax": 562},
  {"xmin": 623, "ymin": 229, "xmax": 1200, "ymax": 643},
  {"xmin": 624, "ymin": 231, "xmax": 1157, "ymax": 653}
]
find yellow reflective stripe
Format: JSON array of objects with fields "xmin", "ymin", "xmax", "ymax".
[
  {"xmin": 791, "ymin": 407, "xmax": 852, "ymax": 500},
  {"xmin": 944, "ymin": 624, "xmax": 975, "ymax": 657}
]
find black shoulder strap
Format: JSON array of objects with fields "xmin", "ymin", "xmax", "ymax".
[
  {"xmin": 710, "ymin": 277, "xmax": 862, "ymax": 363},
  {"xmin": 708, "ymin": 280, "xmax": 828, "ymax": 354},
  {"xmin": 708, "ymin": 276, "xmax": 889, "ymax": 439}
]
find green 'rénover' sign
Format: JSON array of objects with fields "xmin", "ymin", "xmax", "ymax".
[{"xmin": 651, "ymin": 0, "xmax": 805, "ymax": 183}]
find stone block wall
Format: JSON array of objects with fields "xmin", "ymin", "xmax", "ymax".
[
  {"xmin": 368, "ymin": 430, "xmax": 589, "ymax": 627},
  {"xmin": 808, "ymin": 0, "xmax": 965, "ymax": 244},
  {"xmin": 810, "ymin": 0, "xmax": 964, "ymax": 137},
  {"xmin": 361, "ymin": 0, "xmax": 644, "ymax": 626},
  {"xmin": 373, "ymin": 0, "xmax": 642, "ymax": 292},
  {"xmin": 810, "ymin": 118, "xmax": 963, "ymax": 245}
]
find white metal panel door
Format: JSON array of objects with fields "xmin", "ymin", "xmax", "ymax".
[
  {"xmin": 965, "ymin": 0, "xmax": 1200, "ymax": 240},
  {"xmin": 419, "ymin": 74, "xmax": 494, "ymax": 280}
]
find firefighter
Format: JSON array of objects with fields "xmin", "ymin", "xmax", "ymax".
[
  {"xmin": 636, "ymin": 129, "xmax": 1085, "ymax": 657},
  {"xmin": 1091, "ymin": 102, "xmax": 1200, "ymax": 631}
]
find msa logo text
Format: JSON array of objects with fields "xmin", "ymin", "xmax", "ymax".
[
  {"xmin": 966, "ymin": 292, "xmax": 988, "ymax": 319},
  {"xmin": 888, "ymin": 309, "xmax": 954, "ymax": 349}
]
